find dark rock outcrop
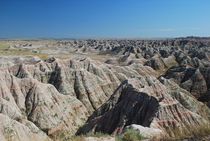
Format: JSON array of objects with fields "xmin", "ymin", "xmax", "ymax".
[{"xmin": 77, "ymin": 77, "xmax": 210, "ymax": 138}]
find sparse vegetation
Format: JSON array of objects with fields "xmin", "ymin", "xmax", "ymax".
[
  {"xmin": 3, "ymin": 126, "xmax": 16, "ymax": 141},
  {"xmin": 0, "ymin": 42, "xmax": 9, "ymax": 50},
  {"xmin": 69, "ymin": 132, "xmax": 109, "ymax": 141},
  {"xmin": 87, "ymin": 132, "xmax": 109, "ymax": 138},
  {"xmin": 0, "ymin": 48, "xmax": 49, "ymax": 59},
  {"xmin": 0, "ymin": 42, "xmax": 49, "ymax": 59},
  {"xmin": 69, "ymin": 135, "xmax": 86, "ymax": 141},
  {"xmin": 162, "ymin": 123, "xmax": 210, "ymax": 140},
  {"xmin": 0, "ymin": 42, "xmax": 10, "ymax": 55},
  {"xmin": 51, "ymin": 131, "xmax": 110, "ymax": 141},
  {"xmin": 50, "ymin": 131, "xmax": 72, "ymax": 141},
  {"xmin": 116, "ymin": 129, "xmax": 145, "ymax": 141}
]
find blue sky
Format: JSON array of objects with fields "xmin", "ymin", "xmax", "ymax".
[{"xmin": 0, "ymin": 0, "xmax": 210, "ymax": 38}]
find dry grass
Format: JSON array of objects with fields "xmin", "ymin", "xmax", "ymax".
[
  {"xmin": 44, "ymin": 124, "xmax": 210, "ymax": 141},
  {"xmin": 0, "ymin": 42, "xmax": 10, "ymax": 55},
  {"xmin": 0, "ymin": 42, "xmax": 48, "ymax": 59},
  {"xmin": 51, "ymin": 131, "xmax": 110, "ymax": 141},
  {"xmin": 0, "ymin": 47, "xmax": 49, "ymax": 60},
  {"xmin": 161, "ymin": 123, "xmax": 210, "ymax": 140},
  {"xmin": 69, "ymin": 136, "xmax": 86, "ymax": 141},
  {"xmin": 0, "ymin": 42, "xmax": 9, "ymax": 50},
  {"xmin": 115, "ymin": 123, "xmax": 210, "ymax": 141}
]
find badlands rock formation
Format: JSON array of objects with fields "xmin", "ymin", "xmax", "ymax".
[
  {"xmin": 77, "ymin": 77, "xmax": 210, "ymax": 137},
  {"xmin": 0, "ymin": 37, "xmax": 210, "ymax": 140}
]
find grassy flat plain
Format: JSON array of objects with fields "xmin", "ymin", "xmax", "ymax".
[
  {"xmin": 0, "ymin": 41, "xmax": 112, "ymax": 62},
  {"xmin": 0, "ymin": 42, "xmax": 9, "ymax": 50},
  {"xmin": 0, "ymin": 41, "xmax": 49, "ymax": 59}
]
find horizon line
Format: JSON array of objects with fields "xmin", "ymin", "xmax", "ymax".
[{"xmin": 1, "ymin": 36, "xmax": 210, "ymax": 41}]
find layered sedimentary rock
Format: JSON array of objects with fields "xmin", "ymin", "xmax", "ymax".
[
  {"xmin": 0, "ymin": 56, "xmax": 157, "ymax": 140},
  {"xmin": 0, "ymin": 69, "xmax": 90, "ymax": 140},
  {"xmin": 0, "ymin": 37, "xmax": 210, "ymax": 140},
  {"xmin": 77, "ymin": 77, "xmax": 210, "ymax": 138},
  {"xmin": 0, "ymin": 114, "xmax": 51, "ymax": 141}
]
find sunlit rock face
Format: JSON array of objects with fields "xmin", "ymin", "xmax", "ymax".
[
  {"xmin": 0, "ymin": 56, "xmax": 157, "ymax": 140},
  {"xmin": 0, "ymin": 37, "xmax": 210, "ymax": 140},
  {"xmin": 77, "ymin": 77, "xmax": 210, "ymax": 138}
]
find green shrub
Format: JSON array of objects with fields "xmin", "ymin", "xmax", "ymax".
[
  {"xmin": 70, "ymin": 132, "xmax": 109, "ymax": 141},
  {"xmin": 116, "ymin": 129, "xmax": 145, "ymax": 141}
]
